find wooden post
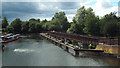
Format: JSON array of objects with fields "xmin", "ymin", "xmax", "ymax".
[
  {"xmin": 65, "ymin": 38, "xmax": 67, "ymax": 43},
  {"xmin": 75, "ymin": 50, "xmax": 79, "ymax": 57},
  {"xmin": 59, "ymin": 44, "xmax": 62, "ymax": 48},
  {"xmin": 66, "ymin": 46, "xmax": 69, "ymax": 52}
]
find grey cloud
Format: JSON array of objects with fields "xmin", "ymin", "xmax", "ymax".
[
  {"xmin": 2, "ymin": 2, "xmax": 80, "ymax": 22},
  {"xmin": 58, "ymin": 2, "xmax": 80, "ymax": 10},
  {"xmin": 2, "ymin": 2, "xmax": 41, "ymax": 14}
]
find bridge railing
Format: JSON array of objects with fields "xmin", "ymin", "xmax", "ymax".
[
  {"xmin": 47, "ymin": 31, "xmax": 99, "ymax": 45},
  {"xmin": 46, "ymin": 31, "xmax": 118, "ymax": 45}
]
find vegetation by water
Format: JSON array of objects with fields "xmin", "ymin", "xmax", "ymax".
[{"xmin": 1, "ymin": 6, "xmax": 120, "ymax": 37}]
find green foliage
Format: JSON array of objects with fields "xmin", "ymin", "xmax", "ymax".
[
  {"xmin": 2, "ymin": 17, "xmax": 8, "ymax": 28},
  {"xmin": 35, "ymin": 23, "xmax": 42, "ymax": 33},
  {"xmin": 40, "ymin": 19, "xmax": 49, "ymax": 31},
  {"xmin": 88, "ymin": 44, "xmax": 96, "ymax": 49},
  {"xmin": 29, "ymin": 18, "xmax": 40, "ymax": 23},
  {"xmin": 71, "ymin": 7, "xmax": 94, "ymax": 34},
  {"xmin": 11, "ymin": 18, "xmax": 22, "ymax": 33},
  {"xmin": 83, "ymin": 12, "xmax": 100, "ymax": 36},
  {"xmin": 78, "ymin": 42, "xmax": 83, "ymax": 45},
  {"xmin": 48, "ymin": 19, "xmax": 61, "ymax": 31},
  {"xmin": 49, "ymin": 11, "xmax": 70, "ymax": 32},
  {"xmin": 21, "ymin": 21, "xmax": 29, "ymax": 33},
  {"xmin": 67, "ymin": 40, "xmax": 72, "ymax": 44},
  {"xmin": 28, "ymin": 22, "xmax": 36, "ymax": 33},
  {"xmin": 67, "ymin": 23, "xmax": 84, "ymax": 34},
  {"xmin": 118, "ymin": 22, "xmax": 120, "ymax": 36},
  {"xmin": 67, "ymin": 6, "xmax": 119, "ymax": 37},
  {"xmin": 104, "ymin": 22, "xmax": 118, "ymax": 37},
  {"xmin": 74, "ymin": 6, "xmax": 86, "ymax": 23},
  {"xmin": 6, "ymin": 25, "xmax": 14, "ymax": 33},
  {"xmin": 27, "ymin": 18, "xmax": 42, "ymax": 33},
  {"xmin": 99, "ymin": 12, "xmax": 118, "ymax": 37}
]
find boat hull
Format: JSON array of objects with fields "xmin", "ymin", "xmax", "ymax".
[{"xmin": 2, "ymin": 37, "xmax": 21, "ymax": 43}]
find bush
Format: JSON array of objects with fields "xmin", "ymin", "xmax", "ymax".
[
  {"xmin": 88, "ymin": 44, "xmax": 96, "ymax": 49},
  {"xmin": 61, "ymin": 39, "xmax": 65, "ymax": 43},
  {"xmin": 67, "ymin": 40, "xmax": 72, "ymax": 44}
]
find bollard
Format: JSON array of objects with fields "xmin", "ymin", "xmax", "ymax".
[
  {"xmin": 66, "ymin": 46, "xmax": 69, "ymax": 52},
  {"xmin": 75, "ymin": 50, "xmax": 79, "ymax": 57}
]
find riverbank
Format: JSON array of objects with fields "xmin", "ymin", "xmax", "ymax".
[{"xmin": 96, "ymin": 45, "xmax": 119, "ymax": 58}]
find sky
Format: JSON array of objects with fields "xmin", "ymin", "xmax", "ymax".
[{"xmin": 1, "ymin": 0, "xmax": 119, "ymax": 23}]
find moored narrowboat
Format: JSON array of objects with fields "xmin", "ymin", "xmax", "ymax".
[{"xmin": 0, "ymin": 34, "xmax": 21, "ymax": 43}]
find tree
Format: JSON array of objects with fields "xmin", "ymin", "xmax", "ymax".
[
  {"xmin": 2, "ymin": 17, "xmax": 8, "ymax": 28},
  {"xmin": 118, "ymin": 22, "xmax": 120, "ymax": 36},
  {"xmin": 67, "ymin": 23, "xmax": 84, "ymax": 34},
  {"xmin": 6, "ymin": 25, "xmax": 14, "ymax": 33},
  {"xmin": 28, "ymin": 22, "xmax": 36, "ymax": 33},
  {"xmin": 51, "ymin": 11, "xmax": 70, "ymax": 32},
  {"xmin": 100, "ymin": 12, "xmax": 118, "ymax": 37},
  {"xmin": 83, "ymin": 12, "xmax": 100, "ymax": 36},
  {"xmin": 49, "ymin": 19, "xmax": 61, "ymax": 31},
  {"xmin": 71, "ymin": 7, "xmax": 93, "ymax": 34},
  {"xmin": 74, "ymin": 6, "xmax": 86, "ymax": 23},
  {"xmin": 11, "ymin": 18, "xmax": 22, "ymax": 33},
  {"xmin": 35, "ymin": 23, "xmax": 42, "ymax": 33},
  {"xmin": 67, "ymin": 23, "xmax": 76, "ymax": 34},
  {"xmin": 103, "ymin": 22, "xmax": 118, "ymax": 37},
  {"xmin": 21, "ymin": 21, "xmax": 29, "ymax": 33},
  {"xmin": 41, "ymin": 19, "xmax": 48, "ymax": 31},
  {"xmin": 0, "ymin": 17, "xmax": 2, "ymax": 31},
  {"xmin": 29, "ymin": 18, "xmax": 40, "ymax": 23}
]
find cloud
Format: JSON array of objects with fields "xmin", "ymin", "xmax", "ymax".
[
  {"xmin": 0, "ymin": 2, "xmax": 2, "ymax": 16},
  {"xmin": 58, "ymin": 2, "xmax": 80, "ymax": 10},
  {"xmin": 80, "ymin": 0, "xmax": 118, "ymax": 17},
  {"xmin": 118, "ymin": 2, "xmax": 120, "ymax": 17},
  {"xmin": 2, "ymin": 0, "xmax": 88, "ymax": 2},
  {"xmin": 2, "ymin": 2, "xmax": 40, "ymax": 14},
  {"xmin": 66, "ymin": 14, "xmax": 75, "ymax": 22},
  {"xmin": 102, "ymin": 2, "xmax": 113, "ymax": 8},
  {"xmin": 2, "ymin": 0, "xmax": 119, "ymax": 23},
  {"xmin": 2, "ymin": 2, "xmax": 80, "ymax": 22},
  {"xmin": 2, "ymin": 2, "xmax": 43, "ymax": 22}
]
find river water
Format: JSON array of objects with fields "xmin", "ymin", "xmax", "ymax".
[{"xmin": 1, "ymin": 34, "xmax": 119, "ymax": 66}]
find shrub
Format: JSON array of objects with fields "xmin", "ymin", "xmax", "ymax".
[{"xmin": 88, "ymin": 44, "xmax": 96, "ymax": 49}]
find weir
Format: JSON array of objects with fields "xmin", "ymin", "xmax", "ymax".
[{"xmin": 40, "ymin": 33, "xmax": 104, "ymax": 57}]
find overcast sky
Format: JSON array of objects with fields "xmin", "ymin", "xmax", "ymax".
[{"xmin": 2, "ymin": 0, "xmax": 119, "ymax": 23}]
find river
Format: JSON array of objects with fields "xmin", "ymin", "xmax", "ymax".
[{"xmin": 1, "ymin": 34, "xmax": 119, "ymax": 66}]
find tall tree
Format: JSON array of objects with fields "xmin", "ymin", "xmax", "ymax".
[
  {"xmin": 100, "ymin": 12, "xmax": 118, "ymax": 37},
  {"xmin": 2, "ymin": 17, "xmax": 8, "ymax": 28},
  {"xmin": 74, "ymin": 6, "xmax": 86, "ymax": 23},
  {"xmin": 35, "ymin": 23, "xmax": 42, "ymax": 33},
  {"xmin": 11, "ymin": 18, "xmax": 22, "ymax": 33},
  {"xmin": 67, "ymin": 23, "xmax": 84, "ymax": 34},
  {"xmin": 41, "ymin": 19, "xmax": 48, "ymax": 31},
  {"xmin": 83, "ymin": 12, "xmax": 100, "ymax": 36},
  {"xmin": 71, "ymin": 6, "xmax": 93, "ymax": 34},
  {"xmin": 6, "ymin": 25, "xmax": 14, "ymax": 33},
  {"xmin": 48, "ymin": 19, "xmax": 61, "ymax": 31},
  {"xmin": 51, "ymin": 11, "xmax": 70, "ymax": 32},
  {"xmin": 28, "ymin": 22, "xmax": 36, "ymax": 33},
  {"xmin": 21, "ymin": 21, "xmax": 29, "ymax": 33}
]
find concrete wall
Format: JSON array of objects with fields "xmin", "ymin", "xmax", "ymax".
[{"xmin": 96, "ymin": 45, "xmax": 119, "ymax": 55}]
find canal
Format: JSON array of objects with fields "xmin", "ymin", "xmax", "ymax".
[{"xmin": 1, "ymin": 34, "xmax": 119, "ymax": 66}]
